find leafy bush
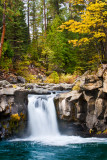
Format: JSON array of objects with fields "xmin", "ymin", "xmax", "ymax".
[
  {"xmin": 59, "ymin": 74, "xmax": 77, "ymax": 84},
  {"xmin": 45, "ymin": 71, "xmax": 59, "ymax": 83}
]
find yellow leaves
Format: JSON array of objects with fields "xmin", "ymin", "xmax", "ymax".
[
  {"xmin": 94, "ymin": 32, "xmax": 106, "ymax": 39},
  {"xmin": 59, "ymin": 24, "xmax": 66, "ymax": 30},
  {"xmin": 78, "ymin": 38, "xmax": 89, "ymax": 46},
  {"xmin": 60, "ymin": 0, "xmax": 107, "ymax": 46},
  {"xmin": 87, "ymin": 1, "xmax": 106, "ymax": 12},
  {"xmin": 68, "ymin": 40, "xmax": 78, "ymax": 46},
  {"xmin": 11, "ymin": 113, "xmax": 20, "ymax": 121},
  {"xmin": 69, "ymin": 38, "xmax": 89, "ymax": 47}
]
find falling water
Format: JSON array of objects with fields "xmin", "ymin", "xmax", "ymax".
[{"xmin": 28, "ymin": 94, "xmax": 60, "ymax": 137}]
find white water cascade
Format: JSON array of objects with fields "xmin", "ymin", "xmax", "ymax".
[{"xmin": 28, "ymin": 94, "xmax": 60, "ymax": 137}]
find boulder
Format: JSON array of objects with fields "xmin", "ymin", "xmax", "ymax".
[
  {"xmin": 7, "ymin": 76, "xmax": 17, "ymax": 84},
  {"xmin": 81, "ymin": 80, "xmax": 102, "ymax": 90},
  {"xmin": 85, "ymin": 75, "xmax": 99, "ymax": 83}
]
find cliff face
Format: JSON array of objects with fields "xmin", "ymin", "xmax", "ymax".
[{"xmin": 54, "ymin": 65, "xmax": 107, "ymax": 135}]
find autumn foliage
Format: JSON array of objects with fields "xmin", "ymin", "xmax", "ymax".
[{"xmin": 60, "ymin": 0, "xmax": 107, "ymax": 60}]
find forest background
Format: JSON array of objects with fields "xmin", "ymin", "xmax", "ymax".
[{"xmin": 0, "ymin": 0, "xmax": 107, "ymax": 83}]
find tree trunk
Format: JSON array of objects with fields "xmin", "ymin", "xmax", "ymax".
[
  {"xmin": 55, "ymin": 0, "xmax": 59, "ymax": 15},
  {"xmin": 0, "ymin": 1, "xmax": 6, "ymax": 58},
  {"xmin": 27, "ymin": 0, "xmax": 30, "ymax": 42}
]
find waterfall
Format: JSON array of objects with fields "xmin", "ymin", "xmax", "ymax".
[
  {"xmin": 28, "ymin": 94, "xmax": 60, "ymax": 137},
  {"xmin": 11, "ymin": 94, "xmax": 107, "ymax": 146}
]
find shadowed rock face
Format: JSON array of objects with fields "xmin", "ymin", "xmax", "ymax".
[{"xmin": 54, "ymin": 65, "xmax": 107, "ymax": 136}]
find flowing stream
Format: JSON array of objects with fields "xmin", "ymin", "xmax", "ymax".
[{"xmin": 1, "ymin": 94, "xmax": 107, "ymax": 160}]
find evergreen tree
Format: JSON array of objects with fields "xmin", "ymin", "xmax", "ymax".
[{"xmin": 4, "ymin": 0, "xmax": 29, "ymax": 60}]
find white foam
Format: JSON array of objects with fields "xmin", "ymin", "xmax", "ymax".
[{"xmin": 10, "ymin": 135, "xmax": 107, "ymax": 146}]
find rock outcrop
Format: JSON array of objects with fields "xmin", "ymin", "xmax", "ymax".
[{"xmin": 54, "ymin": 65, "xmax": 107, "ymax": 136}]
